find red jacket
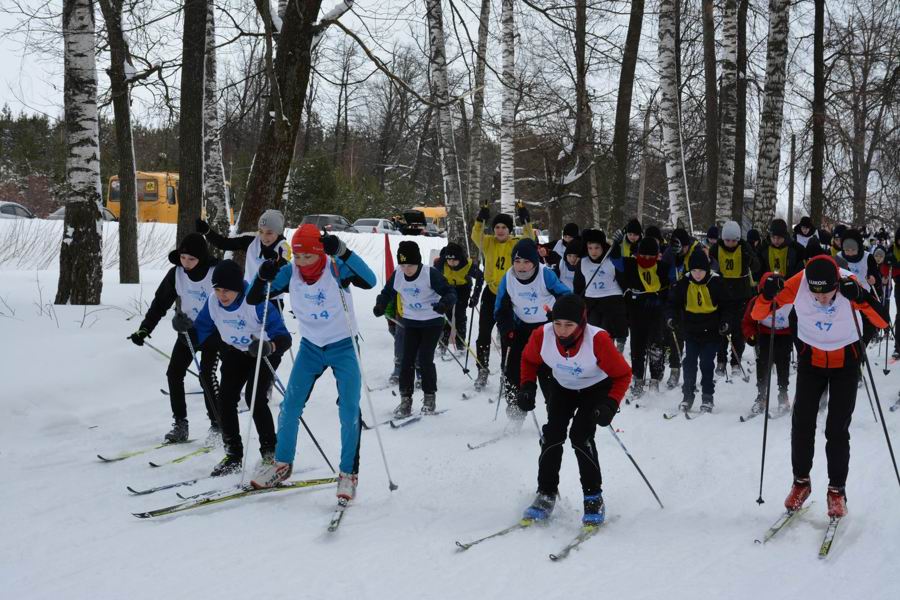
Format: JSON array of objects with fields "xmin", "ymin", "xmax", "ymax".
[{"xmin": 520, "ymin": 325, "xmax": 632, "ymax": 403}]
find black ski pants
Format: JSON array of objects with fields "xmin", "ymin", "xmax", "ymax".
[
  {"xmin": 441, "ymin": 285, "xmax": 471, "ymax": 349},
  {"xmin": 536, "ymin": 379, "xmax": 610, "ymax": 496},
  {"xmin": 717, "ymin": 299, "xmax": 748, "ymax": 365},
  {"xmin": 755, "ymin": 333, "xmax": 791, "ymax": 392},
  {"xmin": 585, "ymin": 295, "xmax": 628, "ymax": 341},
  {"xmin": 476, "ymin": 288, "xmax": 498, "ymax": 369},
  {"xmin": 791, "ymin": 344, "xmax": 860, "ymax": 488},
  {"xmin": 167, "ymin": 333, "xmax": 219, "ymax": 425},
  {"xmin": 682, "ymin": 337, "xmax": 718, "ymax": 399},
  {"xmin": 400, "ymin": 323, "xmax": 442, "ymax": 395},
  {"xmin": 218, "ymin": 345, "xmax": 280, "ymax": 459},
  {"xmin": 628, "ymin": 304, "xmax": 665, "ymax": 381},
  {"xmin": 894, "ymin": 282, "xmax": 900, "ymax": 353}
]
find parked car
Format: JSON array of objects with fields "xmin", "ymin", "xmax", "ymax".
[
  {"xmin": 424, "ymin": 223, "xmax": 446, "ymax": 237},
  {"xmin": 352, "ymin": 218, "xmax": 399, "ymax": 234},
  {"xmin": 47, "ymin": 206, "xmax": 118, "ymax": 221},
  {"xmin": 300, "ymin": 214, "xmax": 358, "ymax": 233},
  {"xmin": 0, "ymin": 201, "xmax": 36, "ymax": 219}
]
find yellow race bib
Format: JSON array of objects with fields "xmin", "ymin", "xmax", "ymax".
[{"xmin": 686, "ymin": 281, "xmax": 716, "ymax": 314}]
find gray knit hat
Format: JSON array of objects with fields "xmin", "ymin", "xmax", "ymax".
[
  {"xmin": 258, "ymin": 209, "xmax": 285, "ymax": 234},
  {"xmin": 721, "ymin": 220, "xmax": 741, "ymax": 241}
]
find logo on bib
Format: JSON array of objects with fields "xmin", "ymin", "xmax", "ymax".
[
  {"xmin": 518, "ymin": 290, "xmax": 539, "ymax": 302},
  {"xmin": 555, "ymin": 362, "xmax": 584, "ymax": 377},
  {"xmin": 403, "ymin": 286, "xmax": 422, "ymax": 297},
  {"xmin": 223, "ymin": 318, "xmax": 248, "ymax": 330},
  {"xmin": 304, "ymin": 289, "xmax": 327, "ymax": 306}
]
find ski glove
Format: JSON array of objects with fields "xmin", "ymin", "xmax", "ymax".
[
  {"xmin": 517, "ymin": 205, "xmax": 530, "ymax": 224},
  {"xmin": 432, "ymin": 300, "xmax": 452, "ymax": 314},
  {"xmin": 839, "ymin": 277, "xmax": 861, "ymax": 301},
  {"xmin": 172, "ymin": 312, "xmax": 194, "ymax": 333},
  {"xmin": 611, "ymin": 228, "xmax": 625, "ymax": 245},
  {"xmin": 373, "ymin": 304, "xmax": 386, "ymax": 318},
  {"xmin": 128, "ymin": 328, "xmax": 150, "ymax": 346},
  {"xmin": 477, "ymin": 206, "xmax": 491, "ymax": 222},
  {"xmin": 762, "ymin": 274, "xmax": 785, "ymax": 300},
  {"xmin": 593, "ymin": 397, "xmax": 619, "ymax": 427},
  {"xmin": 195, "ymin": 218, "xmax": 210, "ymax": 235},
  {"xmin": 246, "ymin": 336, "xmax": 273, "ymax": 358},
  {"xmin": 718, "ymin": 322, "xmax": 730, "ymax": 336},
  {"xmin": 517, "ymin": 381, "xmax": 537, "ymax": 412},
  {"xmin": 321, "ymin": 233, "xmax": 347, "ymax": 257},
  {"xmin": 258, "ymin": 259, "xmax": 279, "ymax": 282}
]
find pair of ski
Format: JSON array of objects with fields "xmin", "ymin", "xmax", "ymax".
[
  {"xmin": 739, "ymin": 406, "xmax": 790, "ymax": 423},
  {"xmin": 756, "ymin": 503, "xmax": 841, "ymax": 559},
  {"xmin": 455, "ymin": 518, "xmax": 603, "ymax": 561},
  {"xmin": 365, "ymin": 409, "xmax": 449, "ymax": 430},
  {"xmin": 662, "ymin": 409, "xmax": 710, "ymax": 421},
  {"xmin": 98, "ymin": 439, "xmax": 214, "ymax": 468}
]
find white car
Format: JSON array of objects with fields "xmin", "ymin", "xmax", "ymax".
[
  {"xmin": 47, "ymin": 206, "xmax": 118, "ymax": 221},
  {"xmin": 0, "ymin": 201, "xmax": 36, "ymax": 219},
  {"xmin": 352, "ymin": 218, "xmax": 399, "ymax": 235}
]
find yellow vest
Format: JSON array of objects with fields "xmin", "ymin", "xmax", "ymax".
[
  {"xmin": 472, "ymin": 220, "xmax": 535, "ymax": 293},
  {"xmin": 443, "ymin": 260, "xmax": 473, "ymax": 286},
  {"xmin": 679, "ymin": 241, "xmax": 700, "ymax": 279},
  {"xmin": 768, "ymin": 246, "xmax": 788, "ymax": 274},
  {"xmin": 831, "ymin": 245, "xmax": 840, "ymax": 257},
  {"xmin": 637, "ymin": 264, "xmax": 662, "ymax": 293},
  {"xmin": 718, "ymin": 246, "xmax": 742, "ymax": 278},
  {"xmin": 622, "ymin": 239, "xmax": 635, "ymax": 258},
  {"xmin": 686, "ymin": 281, "xmax": 716, "ymax": 314},
  {"xmin": 893, "ymin": 244, "xmax": 900, "ymax": 263}
]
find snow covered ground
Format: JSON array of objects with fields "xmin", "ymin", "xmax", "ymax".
[{"xmin": 2, "ymin": 226, "xmax": 899, "ymax": 599}]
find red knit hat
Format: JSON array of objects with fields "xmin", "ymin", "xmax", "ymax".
[{"xmin": 291, "ymin": 224, "xmax": 324, "ymax": 255}]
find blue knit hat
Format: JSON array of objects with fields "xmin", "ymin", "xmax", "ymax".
[{"xmin": 512, "ymin": 238, "xmax": 540, "ymax": 266}]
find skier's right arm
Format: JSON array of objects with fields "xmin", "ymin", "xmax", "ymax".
[
  {"xmin": 140, "ymin": 267, "xmax": 178, "ymax": 334},
  {"xmin": 751, "ymin": 271, "xmax": 801, "ymax": 320},
  {"xmin": 202, "ymin": 224, "xmax": 254, "ymax": 252},
  {"xmin": 519, "ymin": 326, "xmax": 545, "ymax": 385},
  {"xmin": 247, "ymin": 263, "xmax": 291, "ymax": 304},
  {"xmin": 193, "ymin": 302, "xmax": 216, "ymax": 346}
]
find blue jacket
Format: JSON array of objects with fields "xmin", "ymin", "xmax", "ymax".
[
  {"xmin": 494, "ymin": 267, "xmax": 572, "ymax": 334},
  {"xmin": 248, "ymin": 252, "xmax": 377, "ymax": 301}
]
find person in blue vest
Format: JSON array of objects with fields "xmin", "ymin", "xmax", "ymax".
[
  {"xmin": 248, "ymin": 225, "xmax": 376, "ymax": 502},
  {"xmin": 495, "ymin": 238, "xmax": 572, "ymax": 418},
  {"xmin": 374, "ymin": 240, "xmax": 457, "ymax": 417},
  {"xmin": 186, "ymin": 259, "xmax": 293, "ymax": 477}
]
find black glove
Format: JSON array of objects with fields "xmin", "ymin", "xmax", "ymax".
[
  {"xmin": 373, "ymin": 304, "xmax": 386, "ymax": 318},
  {"xmin": 321, "ymin": 233, "xmax": 347, "ymax": 257},
  {"xmin": 468, "ymin": 294, "xmax": 479, "ymax": 309},
  {"xmin": 762, "ymin": 274, "xmax": 785, "ymax": 301},
  {"xmin": 195, "ymin": 218, "xmax": 210, "ymax": 235},
  {"xmin": 611, "ymin": 229, "xmax": 625, "ymax": 245},
  {"xmin": 669, "ymin": 237, "xmax": 682, "ymax": 256},
  {"xmin": 477, "ymin": 206, "xmax": 491, "ymax": 222},
  {"xmin": 666, "ymin": 317, "xmax": 676, "ymax": 330},
  {"xmin": 432, "ymin": 300, "xmax": 452, "ymax": 314},
  {"xmin": 128, "ymin": 328, "xmax": 150, "ymax": 346},
  {"xmin": 719, "ymin": 321, "xmax": 730, "ymax": 336},
  {"xmin": 593, "ymin": 397, "xmax": 619, "ymax": 427},
  {"xmin": 246, "ymin": 336, "xmax": 273, "ymax": 358},
  {"xmin": 517, "ymin": 381, "xmax": 537, "ymax": 412},
  {"xmin": 517, "ymin": 204, "xmax": 530, "ymax": 223},
  {"xmin": 258, "ymin": 259, "xmax": 279, "ymax": 282},
  {"xmin": 839, "ymin": 277, "xmax": 861, "ymax": 301},
  {"xmin": 172, "ymin": 311, "xmax": 194, "ymax": 333}
]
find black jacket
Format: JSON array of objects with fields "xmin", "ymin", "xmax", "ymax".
[{"xmin": 668, "ymin": 272, "xmax": 731, "ymax": 342}]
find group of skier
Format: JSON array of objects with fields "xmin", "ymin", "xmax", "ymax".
[{"xmin": 129, "ymin": 206, "xmax": 894, "ymax": 526}]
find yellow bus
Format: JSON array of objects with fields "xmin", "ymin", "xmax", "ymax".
[
  {"xmin": 412, "ymin": 205, "xmax": 448, "ymax": 232},
  {"xmin": 106, "ymin": 171, "xmax": 233, "ymax": 224}
]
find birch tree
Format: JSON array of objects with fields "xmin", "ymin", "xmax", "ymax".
[
  {"xmin": 203, "ymin": 2, "xmax": 230, "ymax": 236},
  {"xmin": 466, "ymin": 0, "xmax": 491, "ymax": 220},
  {"xmin": 716, "ymin": 0, "xmax": 738, "ymax": 222},
  {"xmin": 425, "ymin": 0, "xmax": 466, "ymax": 246},
  {"xmin": 701, "ymin": 0, "xmax": 718, "ymax": 226},
  {"xmin": 657, "ymin": 0, "xmax": 688, "ymax": 227},
  {"xmin": 753, "ymin": 0, "xmax": 791, "ymax": 226},
  {"xmin": 499, "ymin": 0, "xmax": 517, "ymax": 217},
  {"xmin": 56, "ymin": 0, "xmax": 103, "ymax": 305}
]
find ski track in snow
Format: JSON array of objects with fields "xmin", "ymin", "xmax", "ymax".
[{"xmin": 1, "ymin": 230, "xmax": 899, "ymax": 599}]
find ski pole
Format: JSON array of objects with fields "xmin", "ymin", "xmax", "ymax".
[
  {"xmin": 851, "ymin": 307, "xmax": 900, "ymax": 489},
  {"xmin": 264, "ymin": 359, "xmax": 336, "ymax": 474},
  {"xmin": 494, "ymin": 347, "xmax": 510, "ymax": 421},
  {"xmin": 606, "ymin": 425, "xmax": 664, "ymax": 509},
  {"xmin": 859, "ymin": 364, "xmax": 879, "ymax": 423},
  {"xmin": 144, "ymin": 340, "xmax": 200, "ymax": 379},
  {"xmin": 331, "ymin": 260, "xmax": 398, "ymax": 491},
  {"xmin": 438, "ymin": 315, "xmax": 477, "ymax": 378},
  {"xmin": 463, "ymin": 301, "xmax": 477, "ymax": 372},
  {"xmin": 884, "ymin": 277, "xmax": 892, "ymax": 375},
  {"xmin": 531, "ymin": 409, "xmax": 543, "ymax": 444},
  {"xmin": 756, "ymin": 302, "xmax": 778, "ymax": 505},
  {"xmin": 181, "ymin": 331, "xmax": 224, "ymax": 439},
  {"xmin": 240, "ymin": 282, "xmax": 271, "ymax": 486},
  {"xmin": 727, "ymin": 334, "xmax": 748, "ymax": 381}
]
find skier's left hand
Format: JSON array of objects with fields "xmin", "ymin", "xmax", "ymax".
[
  {"xmin": 246, "ymin": 336, "xmax": 273, "ymax": 358},
  {"xmin": 432, "ymin": 300, "xmax": 451, "ymax": 314},
  {"xmin": 839, "ymin": 277, "xmax": 861, "ymax": 301},
  {"xmin": 258, "ymin": 259, "xmax": 279, "ymax": 281},
  {"xmin": 593, "ymin": 397, "xmax": 619, "ymax": 427},
  {"xmin": 172, "ymin": 311, "xmax": 194, "ymax": 333},
  {"xmin": 128, "ymin": 328, "xmax": 150, "ymax": 346},
  {"xmin": 517, "ymin": 381, "xmax": 537, "ymax": 412},
  {"xmin": 611, "ymin": 228, "xmax": 625, "ymax": 245},
  {"xmin": 321, "ymin": 233, "xmax": 347, "ymax": 257}
]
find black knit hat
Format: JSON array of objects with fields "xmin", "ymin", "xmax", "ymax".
[
  {"xmin": 645, "ymin": 226, "xmax": 663, "ymax": 243},
  {"xmin": 563, "ymin": 223, "xmax": 579, "ymax": 238},
  {"xmin": 512, "ymin": 238, "xmax": 540, "ymax": 266},
  {"xmin": 799, "ymin": 216, "xmax": 814, "ymax": 230},
  {"xmin": 178, "ymin": 233, "xmax": 209, "ymax": 260},
  {"xmin": 833, "ymin": 224, "xmax": 847, "ymax": 239},
  {"xmin": 443, "ymin": 242, "xmax": 466, "ymax": 262},
  {"xmin": 747, "ymin": 229, "xmax": 761, "ymax": 244},
  {"xmin": 582, "ymin": 228, "xmax": 606, "ymax": 245},
  {"xmin": 805, "ymin": 256, "xmax": 839, "ymax": 293},
  {"xmin": 491, "ymin": 213, "xmax": 514, "ymax": 231},
  {"xmin": 397, "ymin": 240, "xmax": 422, "ymax": 265},
  {"xmin": 707, "ymin": 226, "xmax": 719, "ymax": 240},
  {"xmin": 551, "ymin": 293, "xmax": 586, "ymax": 324},
  {"xmin": 564, "ymin": 239, "xmax": 583, "ymax": 258},
  {"xmin": 688, "ymin": 249, "xmax": 710, "ymax": 271},
  {"xmin": 769, "ymin": 218, "xmax": 789, "ymax": 237},
  {"xmin": 212, "ymin": 259, "xmax": 245, "ymax": 292},
  {"xmin": 637, "ymin": 237, "xmax": 659, "ymax": 256},
  {"xmin": 625, "ymin": 218, "xmax": 643, "ymax": 235},
  {"xmin": 671, "ymin": 228, "xmax": 691, "ymax": 248}
]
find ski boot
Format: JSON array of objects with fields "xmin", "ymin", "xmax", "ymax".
[
  {"xmin": 826, "ymin": 486, "xmax": 847, "ymax": 518},
  {"xmin": 892, "ymin": 350, "xmax": 900, "ymax": 361},
  {"xmin": 647, "ymin": 379, "xmax": 660, "ymax": 394},
  {"xmin": 439, "ymin": 343, "xmax": 448, "ymax": 359},
  {"xmin": 393, "ymin": 395, "xmax": 413, "ymax": 418},
  {"xmin": 679, "ymin": 393, "xmax": 694, "ymax": 412},
  {"xmin": 474, "ymin": 368, "xmax": 489, "ymax": 391},
  {"xmin": 631, "ymin": 379, "xmax": 645, "ymax": 400},
  {"xmin": 784, "ymin": 477, "xmax": 811, "ymax": 511},
  {"xmin": 523, "ymin": 491, "xmax": 556, "ymax": 522},
  {"xmin": 251, "ymin": 461, "xmax": 292, "ymax": 489},
  {"xmin": 715, "ymin": 361, "xmax": 727, "ymax": 377},
  {"xmin": 750, "ymin": 395, "xmax": 765, "ymax": 415},
  {"xmin": 210, "ymin": 454, "xmax": 242, "ymax": 477},
  {"xmin": 700, "ymin": 394, "xmax": 714, "ymax": 413},
  {"xmin": 582, "ymin": 492, "xmax": 606, "ymax": 526},
  {"xmin": 777, "ymin": 387, "xmax": 791, "ymax": 414},
  {"xmin": 164, "ymin": 418, "xmax": 189, "ymax": 444},
  {"xmin": 337, "ymin": 471, "xmax": 359, "ymax": 501},
  {"xmin": 666, "ymin": 368, "xmax": 680, "ymax": 390},
  {"xmin": 422, "ymin": 392, "xmax": 437, "ymax": 414}
]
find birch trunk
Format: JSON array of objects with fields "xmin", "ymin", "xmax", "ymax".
[
  {"xmin": 56, "ymin": 0, "xmax": 103, "ymax": 305},
  {"xmin": 701, "ymin": 0, "xmax": 718, "ymax": 227},
  {"xmin": 425, "ymin": 0, "xmax": 466, "ymax": 247},
  {"xmin": 98, "ymin": 0, "xmax": 139, "ymax": 283},
  {"xmin": 466, "ymin": 0, "xmax": 490, "ymax": 220},
  {"xmin": 177, "ymin": 0, "xmax": 207, "ymax": 244},
  {"xmin": 716, "ymin": 0, "xmax": 738, "ymax": 222},
  {"xmin": 657, "ymin": 0, "xmax": 687, "ymax": 227},
  {"xmin": 499, "ymin": 0, "xmax": 516, "ymax": 216},
  {"xmin": 753, "ymin": 0, "xmax": 791, "ymax": 226},
  {"xmin": 732, "ymin": 0, "xmax": 749, "ymax": 221},
  {"xmin": 203, "ymin": 2, "xmax": 229, "ymax": 236}
]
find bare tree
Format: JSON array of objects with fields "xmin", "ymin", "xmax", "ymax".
[
  {"xmin": 499, "ymin": 0, "xmax": 517, "ymax": 216},
  {"xmin": 716, "ymin": 0, "xmax": 738, "ymax": 222},
  {"xmin": 732, "ymin": 0, "xmax": 749, "ymax": 222}
]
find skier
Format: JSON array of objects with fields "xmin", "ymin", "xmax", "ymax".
[
  {"xmin": 705, "ymin": 226, "xmax": 719, "ymax": 249},
  {"xmin": 196, "ymin": 209, "xmax": 291, "ymax": 285},
  {"xmin": 793, "ymin": 216, "xmax": 819, "ymax": 248},
  {"xmin": 471, "ymin": 204, "xmax": 534, "ymax": 389},
  {"xmin": 552, "ymin": 239, "xmax": 585, "ymax": 293},
  {"xmin": 667, "ymin": 250, "xmax": 731, "ymax": 413},
  {"xmin": 516, "ymin": 294, "xmax": 632, "ymax": 524},
  {"xmin": 756, "ymin": 218, "xmax": 804, "ymax": 281},
  {"xmin": 248, "ymin": 226, "xmax": 376, "ymax": 500},
  {"xmin": 187, "ymin": 259, "xmax": 293, "ymax": 476},
  {"xmin": 495, "ymin": 238, "xmax": 571, "ymax": 418},
  {"xmin": 434, "ymin": 242, "xmax": 483, "ymax": 355},
  {"xmin": 829, "ymin": 225, "xmax": 847, "ymax": 257},
  {"xmin": 580, "ymin": 228, "xmax": 628, "ymax": 352},
  {"xmin": 621, "ymin": 218, "xmax": 643, "ymax": 258},
  {"xmin": 838, "ymin": 228, "xmax": 880, "ymax": 344},
  {"xmin": 129, "ymin": 233, "xmax": 220, "ymax": 444},
  {"xmin": 754, "ymin": 255, "xmax": 888, "ymax": 517},
  {"xmin": 550, "ymin": 223, "xmax": 580, "ymax": 263},
  {"xmin": 663, "ymin": 228, "xmax": 702, "ymax": 281},
  {"xmin": 741, "ymin": 273, "xmax": 793, "ymax": 415},
  {"xmin": 709, "ymin": 220, "xmax": 760, "ymax": 377},
  {"xmin": 373, "ymin": 241, "xmax": 457, "ymax": 417}
]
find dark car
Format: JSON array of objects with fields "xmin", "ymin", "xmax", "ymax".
[{"xmin": 300, "ymin": 214, "xmax": 358, "ymax": 233}]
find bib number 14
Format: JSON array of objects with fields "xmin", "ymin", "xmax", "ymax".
[{"xmin": 310, "ymin": 310, "xmax": 330, "ymax": 320}]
